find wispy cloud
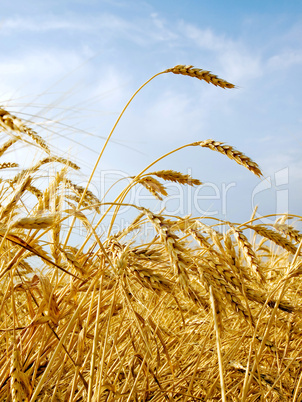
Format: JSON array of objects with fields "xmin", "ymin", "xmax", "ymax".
[
  {"xmin": 267, "ymin": 49, "xmax": 302, "ymax": 70},
  {"xmin": 0, "ymin": 4, "xmax": 300, "ymax": 203},
  {"xmin": 178, "ymin": 21, "xmax": 263, "ymax": 82},
  {"xmin": 0, "ymin": 13, "xmax": 177, "ymax": 45},
  {"xmin": 0, "ymin": 16, "xmax": 92, "ymax": 33}
]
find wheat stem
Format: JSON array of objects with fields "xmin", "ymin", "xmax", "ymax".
[
  {"xmin": 210, "ymin": 286, "xmax": 227, "ymax": 402},
  {"xmin": 63, "ymin": 71, "xmax": 165, "ymax": 246}
]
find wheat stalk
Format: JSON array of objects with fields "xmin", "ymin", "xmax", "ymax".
[
  {"xmin": 65, "ymin": 64, "xmax": 235, "ymax": 244},
  {"xmin": 244, "ymin": 286, "xmax": 297, "ymax": 313},
  {"xmin": 209, "ymin": 285, "xmax": 227, "ymax": 402},
  {"xmin": 34, "ymin": 156, "xmax": 80, "ymax": 171}
]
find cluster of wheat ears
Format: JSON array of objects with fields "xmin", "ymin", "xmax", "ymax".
[{"xmin": 0, "ymin": 65, "xmax": 301, "ymax": 402}]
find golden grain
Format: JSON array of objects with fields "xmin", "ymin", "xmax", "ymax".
[
  {"xmin": 0, "ymin": 67, "xmax": 300, "ymax": 401},
  {"xmin": 165, "ymin": 65, "xmax": 235, "ymax": 89},
  {"xmin": 148, "ymin": 169, "xmax": 202, "ymax": 186},
  {"xmin": 197, "ymin": 139, "xmax": 262, "ymax": 177},
  {"xmin": 0, "ymin": 162, "xmax": 18, "ymax": 169},
  {"xmin": 0, "ymin": 108, "xmax": 50, "ymax": 154},
  {"xmin": 136, "ymin": 176, "xmax": 168, "ymax": 200},
  {"xmin": 0, "ymin": 138, "xmax": 18, "ymax": 158},
  {"xmin": 12, "ymin": 214, "xmax": 58, "ymax": 229},
  {"xmin": 0, "ymin": 175, "xmax": 31, "ymax": 221},
  {"xmin": 249, "ymin": 224, "xmax": 298, "ymax": 254},
  {"xmin": 231, "ymin": 225, "xmax": 265, "ymax": 282},
  {"xmin": 274, "ymin": 223, "xmax": 302, "ymax": 244},
  {"xmin": 65, "ymin": 179, "xmax": 101, "ymax": 213}
]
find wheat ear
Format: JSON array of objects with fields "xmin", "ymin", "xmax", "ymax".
[
  {"xmin": 10, "ymin": 346, "xmax": 27, "ymax": 402},
  {"xmin": 164, "ymin": 65, "xmax": 235, "ymax": 89},
  {"xmin": 0, "ymin": 163, "xmax": 18, "ymax": 169},
  {"xmin": 142, "ymin": 208, "xmax": 190, "ymax": 290},
  {"xmin": 11, "ymin": 214, "xmax": 58, "ymax": 229},
  {"xmin": 147, "ymin": 170, "xmax": 202, "ymax": 186},
  {"xmin": 65, "ymin": 179, "xmax": 101, "ymax": 213},
  {"xmin": 231, "ymin": 226, "xmax": 265, "ymax": 283},
  {"xmin": 0, "ymin": 108, "xmax": 50, "ymax": 154},
  {"xmin": 199, "ymin": 261, "xmax": 251, "ymax": 322},
  {"xmin": 274, "ymin": 223, "xmax": 302, "ymax": 244},
  {"xmin": 0, "ymin": 138, "xmax": 18, "ymax": 157},
  {"xmin": 248, "ymin": 224, "xmax": 298, "ymax": 255},
  {"xmin": 197, "ymin": 139, "xmax": 262, "ymax": 177},
  {"xmin": 0, "ymin": 176, "xmax": 31, "ymax": 221},
  {"xmin": 135, "ymin": 176, "xmax": 168, "ymax": 200}
]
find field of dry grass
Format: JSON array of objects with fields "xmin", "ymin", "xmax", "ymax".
[{"xmin": 0, "ymin": 66, "xmax": 301, "ymax": 401}]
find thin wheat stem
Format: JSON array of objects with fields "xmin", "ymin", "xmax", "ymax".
[
  {"xmin": 63, "ymin": 71, "xmax": 165, "ymax": 247},
  {"xmin": 87, "ymin": 276, "xmax": 104, "ymax": 402},
  {"xmin": 210, "ymin": 285, "xmax": 226, "ymax": 402}
]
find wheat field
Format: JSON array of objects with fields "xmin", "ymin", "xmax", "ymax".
[{"xmin": 0, "ymin": 66, "xmax": 301, "ymax": 401}]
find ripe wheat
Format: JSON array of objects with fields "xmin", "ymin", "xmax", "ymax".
[
  {"xmin": 164, "ymin": 65, "xmax": 235, "ymax": 89},
  {"xmin": 0, "ymin": 65, "xmax": 300, "ymax": 402}
]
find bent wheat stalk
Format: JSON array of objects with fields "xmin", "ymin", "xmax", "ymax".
[
  {"xmin": 64, "ymin": 65, "xmax": 234, "ymax": 245},
  {"xmin": 106, "ymin": 138, "xmax": 261, "ymax": 236}
]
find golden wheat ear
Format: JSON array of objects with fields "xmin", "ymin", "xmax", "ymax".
[
  {"xmin": 147, "ymin": 170, "xmax": 202, "ymax": 186},
  {"xmin": 196, "ymin": 139, "xmax": 263, "ymax": 177},
  {"xmin": 164, "ymin": 65, "xmax": 235, "ymax": 89},
  {"xmin": 0, "ymin": 108, "xmax": 51, "ymax": 154}
]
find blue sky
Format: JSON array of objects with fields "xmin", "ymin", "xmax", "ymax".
[{"xmin": 0, "ymin": 0, "xmax": 301, "ymax": 225}]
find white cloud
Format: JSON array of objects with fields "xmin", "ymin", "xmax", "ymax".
[
  {"xmin": 0, "ymin": 13, "xmax": 177, "ymax": 46},
  {"xmin": 0, "ymin": 6, "xmax": 300, "ymax": 198},
  {"xmin": 177, "ymin": 21, "xmax": 263, "ymax": 83},
  {"xmin": 0, "ymin": 16, "xmax": 92, "ymax": 33},
  {"xmin": 179, "ymin": 23, "xmax": 228, "ymax": 52},
  {"xmin": 267, "ymin": 49, "xmax": 302, "ymax": 70}
]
